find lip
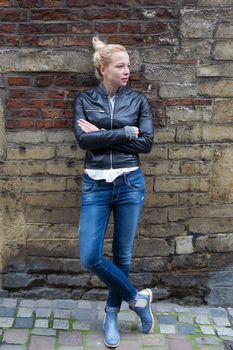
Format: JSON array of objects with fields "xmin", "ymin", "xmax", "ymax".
[{"xmin": 122, "ymin": 78, "xmax": 128, "ymax": 82}]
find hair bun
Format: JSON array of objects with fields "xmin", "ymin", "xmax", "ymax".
[{"xmin": 92, "ymin": 37, "xmax": 106, "ymax": 51}]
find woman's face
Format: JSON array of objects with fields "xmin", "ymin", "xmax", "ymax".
[{"xmin": 101, "ymin": 51, "xmax": 130, "ymax": 90}]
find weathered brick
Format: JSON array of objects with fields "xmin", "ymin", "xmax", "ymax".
[
  {"xmin": 25, "ymin": 192, "xmax": 79, "ymax": 208},
  {"xmin": 198, "ymin": 79, "xmax": 233, "ymax": 97},
  {"xmin": 212, "ymin": 98, "xmax": 233, "ymax": 123},
  {"xmin": 143, "ymin": 160, "xmax": 180, "ymax": 176},
  {"xmin": 166, "ymin": 106, "xmax": 212, "ymax": 124},
  {"xmin": 168, "ymin": 145, "xmax": 214, "ymax": 160},
  {"xmin": 154, "ymin": 176, "xmax": 210, "ymax": 192},
  {"xmin": 7, "ymin": 145, "xmax": 55, "ymax": 160},
  {"xmin": 23, "ymin": 177, "xmax": 66, "ymax": 192},
  {"xmin": 145, "ymin": 64, "xmax": 195, "ymax": 82}
]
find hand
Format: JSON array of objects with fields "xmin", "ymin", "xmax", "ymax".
[
  {"xmin": 133, "ymin": 127, "xmax": 139, "ymax": 137},
  {"xmin": 77, "ymin": 119, "xmax": 100, "ymax": 132}
]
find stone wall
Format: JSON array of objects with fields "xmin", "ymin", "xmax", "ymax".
[{"xmin": 0, "ymin": 0, "xmax": 233, "ymax": 306}]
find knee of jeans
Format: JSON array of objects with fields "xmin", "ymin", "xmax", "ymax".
[
  {"xmin": 114, "ymin": 253, "xmax": 131, "ymax": 266},
  {"xmin": 80, "ymin": 253, "xmax": 101, "ymax": 271}
]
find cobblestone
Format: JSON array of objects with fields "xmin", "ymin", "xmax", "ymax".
[{"xmin": 0, "ymin": 298, "xmax": 231, "ymax": 349}]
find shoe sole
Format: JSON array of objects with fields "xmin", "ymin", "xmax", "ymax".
[
  {"xmin": 103, "ymin": 314, "xmax": 120, "ymax": 348},
  {"xmin": 143, "ymin": 288, "xmax": 154, "ymax": 334}
]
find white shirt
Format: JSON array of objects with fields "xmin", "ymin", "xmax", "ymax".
[{"xmin": 85, "ymin": 94, "xmax": 138, "ymax": 182}]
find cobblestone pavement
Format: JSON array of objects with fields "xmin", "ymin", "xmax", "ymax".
[{"xmin": 0, "ymin": 298, "xmax": 232, "ymax": 349}]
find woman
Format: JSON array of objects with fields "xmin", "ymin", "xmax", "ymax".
[{"xmin": 73, "ymin": 37, "xmax": 154, "ymax": 348}]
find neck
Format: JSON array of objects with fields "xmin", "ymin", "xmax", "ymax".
[{"xmin": 102, "ymin": 81, "xmax": 118, "ymax": 97}]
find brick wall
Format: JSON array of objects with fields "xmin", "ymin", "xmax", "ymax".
[{"xmin": 0, "ymin": 0, "xmax": 233, "ymax": 305}]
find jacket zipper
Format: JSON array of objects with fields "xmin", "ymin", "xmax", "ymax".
[
  {"xmin": 85, "ymin": 109, "xmax": 105, "ymax": 113},
  {"xmin": 108, "ymin": 95, "xmax": 116, "ymax": 169}
]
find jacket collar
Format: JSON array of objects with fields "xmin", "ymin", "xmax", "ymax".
[{"xmin": 96, "ymin": 82, "xmax": 128, "ymax": 97}]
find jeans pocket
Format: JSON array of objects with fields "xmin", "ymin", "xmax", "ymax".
[
  {"xmin": 82, "ymin": 178, "xmax": 97, "ymax": 194},
  {"xmin": 127, "ymin": 175, "xmax": 145, "ymax": 191}
]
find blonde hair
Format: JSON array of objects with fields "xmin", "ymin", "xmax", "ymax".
[{"xmin": 92, "ymin": 37, "xmax": 127, "ymax": 80}]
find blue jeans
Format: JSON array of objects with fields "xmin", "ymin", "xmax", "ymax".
[{"xmin": 79, "ymin": 168, "xmax": 145, "ymax": 308}]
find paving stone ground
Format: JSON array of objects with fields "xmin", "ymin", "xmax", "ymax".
[{"xmin": 0, "ymin": 298, "xmax": 231, "ymax": 349}]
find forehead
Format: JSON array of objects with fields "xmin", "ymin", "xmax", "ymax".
[{"xmin": 109, "ymin": 51, "xmax": 130, "ymax": 64}]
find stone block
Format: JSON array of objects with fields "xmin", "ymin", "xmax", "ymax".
[
  {"xmin": 154, "ymin": 176, "xmax": 210, "ymax": 192},
  {"xmin": 47, "ymin": 130, "xmax": 76, "ymax": 143},
  {"xmin": 56, "ymin": 144, "xmax": 85, "ymax": 159},
  {"xmin": 187, "ymin": 218, "xmax": 233, "ymax": 234},
  {"xmin": 0, "ymin": 177, "xmax": 22, "ymax": 191},
  {"xmin": 141, "ymin": 208, "xmax": 168, "ymax": 224},
  {"xmin": 26, "ymin": 224, "xmax": 77, "ymax": 239},
  {"xmin": 0, "ymin": 48, "xmax": 92, "ymax": 73},
  {"xmin": 47, "ymin": 274, "xmax": 90, "ymax": 287},
  {"xmin": 166, "ymin": 106, "xmax": 212, "ymax": 124},
  {"xmin": 29, "ymin": 335, "xmax": 55, "ymax": 350},
  {"xmin": 131, "ymin": 256, "xmax": 168, "ymax": 272},
  {"xmin": 3, "ymin": 329, "xmax": 29, "ymax": 344},
  {"xmin": 180, "ymin": 161, "xmax": 211, "ymax": 175},
  {"xmin": 141, "ymin": 47, "xmax": 173, "ymax": 63},
  {"xmin": 212, "ymin": 99, "xmax": 233, "ymax": 123},
  {"xmin": 196, "ymin": 62, "xmax": 233, "ymax": 77},
  {"xmin": 25, "ymin": 207, "xmax": 80, "ymax": 224},
  {"xmin": 198, "ymin": 79, "xmax": 233, "ymax": 97},
  {"xmin": 27, "ymin": 239, "xmax": 79, "ymax": 258},
  {"xmin": 0, "ymin": 160, "xmax": 45, "ymax": 176},
  {"xmin": 207, "ymin": 287, "xmax": 233, "ymax": 305},
  {"xmin": 45, "ymin": 160, "xmax": 83, "ymax": 176},
  {"xmin": 143, "ymin": 160, "xmax": 180, "ymax": 176},
  {"xmin": 168, "ymin": 145, "xmax": 213, "ymax": 161},
  {"xmin": 212, "ymin": 146, "xmax": 233, "ymax": 203},
  {"xmin": 196, "ymin": 233, "xmax": 233, "ymax": 253},
  {"xmin": 139, "ymin": 223, "xmax": 185, "ymax": 238},
  {"xmin": 133, "ymin": 237, "xmax": 174, "ymax": 257},
  {"xmin": 141, "ymin": 145, "xmax": 168, "ymax": 160},
  {"xmin": 3, "ymin": 273, "xmax": 41, "ymax": 289},
  {"xmin": 7, "ymin": 130, "xmax": 46, "ymax": 144},
  {"xmin": 180, "ymin": 9, "xmax": 216, "ymax": 38},
  {"xmin": 144, "ymin": 193, "xmax": 178, "ymax": 207},
  {"xmin": 145, "ymin": 64, "xmax": 195, "ymax": 82},
  {"xmin": 176, "ymin": 236, "xmax": 194, "ymax": 254},
  {"xmin": 213, "ymin": 40, "xmax": 233, "ymax": 60},
  {"xmin": 25, "ymin": 192, "xmax": 79, "ymax": 207},
  {"xmin": 7, "ymin": 146, "xmax": 55, "ymax": 160},
  {"xmin": 153, "ymin": 129, "xmax": 175, "ymax": 144},
  {"xmin": 216, "ymin": 22, "xmax": 233, "ymax": 38},
  {"xmin": 174, "ymin": 39, "xmax": 212, "ymax": 60},
  {"xmin": 199, "ymin": 0, "xmax": 233, "ymax": 5},
  {"xmin": 170, "ymin": 254, "xmax": 208, "ymax": 270},
  {"xmin": 179, "ymin": 193, "xmax": 211, "ymax": 205},
  {"xmin": 23, "ymin": 177, "xmax": 66, "ymax": 192},
  {"xmin": 159, "ymin": 83, "xmax": 198, "ymax": 98}
]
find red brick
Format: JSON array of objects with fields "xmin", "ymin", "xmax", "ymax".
[
  {"xmin": 35, "ymin": 75, "xmax": 54, "ymax": 87},
  {"xmin": 29, "ymin": 100, "xmax": 50, "ymax": 108},
  {"xmin": 0, "ymin": 36, "xmax": 5, "ymax": 46},
  {"xmin": 38, "ymin": 37, "xmax": 57, "ymax": 47},
  {"xmin": 48, "ymin": 90, "xmax": 65, "ymax": 99},
  {"xmin": 0, "ymin": 0, "xmax": 12, "ymax": 6},
  {"xmin": 31, "ymin": 9, "xmax": 69, "ymax": 21},
  {"xmin": 5, "ymin": 36, "xmax": 20, "ymax": 46},
  {"xmin": 19, "ymin": 23, "xmax": 68, "ymax": 34},
  {"xmin": 21, "ymin": 36, "xmax": 39, "ymax": 47},
  {"xmin": 16, "ymin": 0, "xmax": 40, "ymax": 7},
  {"xmin": 55, "ymin": 74, "xmax": 77, "ymax": 87},
  {"xmin": 62, "ymin": 111, "xmax": 72, "ymax": 119},
  {"xmin": 142, "ymin": 0, "xmax": 176, "ymax": 4},
  {"xmin": 54, "ymin": 119, "xmax": 71, "ymax": 128},
  {"xmin": 53, "ymin": 100, "xmax": 71, "ymax": 108},
  {"xmin": 94, "ymin": 0, "xmax": 140, "ymax": 5},
  {"xmin": 0, "ymin": 10, "xmax": 27, "ymax": 22},
  {"xmin": 67, "ymin": 0, "xmax": 91, "ymax": 6},
  {"xmin": 133, "ymin": 7, "xmax": 176, "ymax": 20},
  {"xmin": 71, "ymin": 23, "xmax": 92, "ymax": 34},
  {"xmin": 26, "ymin": 90, "xmax": 48, "ymax": 99},
  {"xmin": 83, "ymin": 8, "xmax": 129, "ymax": 20},
  {"xmin": 41, "ymin": 109, "xmax": 61, "ymax": 119},
  {"xmin": 120, "ymin": 21, "xmax": 170, "ymax": 34},
  {"xmin": 95, "ymin": 23, "xmax": 118, "ymax": 34},
  {"xmin": 108, "ymin": 34, "xmax": 157, "ymax": 46},
  {"xmin": 57, "ymin": 35, "xmax": 90, "ymax": 47},
  {"xmin": 6, "ymin": 120, "xmax": 18, "ymax": 129},
  {"xmin": 0, "ymin": 24, "xmax": 16, "ymax": 33},
  {"xmin": 18, "ymin": 119, "xmax": 35, "ymax": 128},
  {"xmin": 12, "ymin": 110, "xmax": 39, "ymax": 119},
  {"xmin": 9, "ymin": 89, "xmax": 26, "ymax": 99},
  {"xmin": 68, "ymin": 10, "xmax": 81, "ymax": 21},
  {"xmin": 35, "ymin": 120, "xmax": 54, "ymax": 128},
  {"xmin": 130, "ymin": 73, "xmax": 143, "ymax": 81},
  {"xmin": 8, "ymin": 77, "xmax": 31, "ymax": 86},
  {"xmin": 41, "ymin": 0, "xmax": 65, "ymax": 6}
]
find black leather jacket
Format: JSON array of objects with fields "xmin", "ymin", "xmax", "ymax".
[{"xmin": 73, "ymin": 83, "xmax": 154, "ymax": 169}]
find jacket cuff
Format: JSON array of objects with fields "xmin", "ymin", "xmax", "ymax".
[{"xmin": 124, "ymin": 126, "xmax": 137, "ymax": 141}]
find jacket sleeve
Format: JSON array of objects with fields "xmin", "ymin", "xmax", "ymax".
[
  {"xmin": 73, "ymin": 94, "xmax": 128, "ymax": 150},
  {"xmin": 111, "ymin": 95, "xmax": 154, "ymax": 154}
]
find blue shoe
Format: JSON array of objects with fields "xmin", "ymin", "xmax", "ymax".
[
  {"xmin": 130, "ymin": 288, "xmax": 154, "ymax": 334},
  {"xmin": 103, "ymin": 307, "xmax": 120, "ymax": 348}
]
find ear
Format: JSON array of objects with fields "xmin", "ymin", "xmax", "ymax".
[{"xmin": 99, "ymin": 64, "xmax": 105, "ymax": 77}]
